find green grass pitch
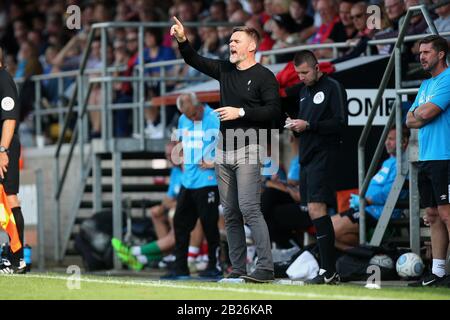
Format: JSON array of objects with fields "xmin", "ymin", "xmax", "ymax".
[{"xmin": 0, "ymin": 273, "xmax": 449, "ymax": 300}]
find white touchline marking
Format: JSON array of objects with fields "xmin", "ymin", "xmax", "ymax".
[{"xmin": 5, "ymin": 273, "xmax": 398, "ymax": 300}]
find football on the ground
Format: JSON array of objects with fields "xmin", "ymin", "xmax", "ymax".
[{"xmin": 396, "ymin": 253, "xmax": 424, "ymax": 278}]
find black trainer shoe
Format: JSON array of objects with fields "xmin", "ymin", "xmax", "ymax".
[
  {"xmin": 408, "ymin": 273, "xmax": 446, "ymax": 287},
  {"xmin": 240, "ymin": 269, "xmax": 274, "ymax": 283},
  {"xmin": 0, "ymin": 258, "xmax": 26, "ymax": 274},
  {"xmin": 14, "ymin": 259, "xmax": 27, "ymax": 274},
  {"xmin": 305, "ymin": 269, "xmax": 340, "ymax": 285},
  {"xmin": 198, "ymin": 267, "xmax": 223, "ymax": 279}
]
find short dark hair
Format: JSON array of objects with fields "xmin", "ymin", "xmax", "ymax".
[
  {"xmin": 293, "ymin": 50, "xmax": 318, "ymax": 67},
  {"xmin": 419, "ymin": 35, "xmax": 448, "ymax": 57},
  {"xmin": 145, "ymin": 28, "xmax": 163, "ymax": 46},
  {"xmin": 232, "ymin": 26, "xmax": 261, "ymax": 48},
  {"xmin": 390, "ymin": 125, "xmax": 411, "ymax": 141}
]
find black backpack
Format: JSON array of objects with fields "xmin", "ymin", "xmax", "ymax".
[{"xmin": 336, "ymin": 245, "xmax": 401, "ymax": 282}]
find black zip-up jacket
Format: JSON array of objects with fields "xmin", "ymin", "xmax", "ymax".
[
  {"xmin": 287, "ymin": 75, "xmax": 347, "ymax": 164},
  {"xmin": 178, "ymin": 40, "xmax": 281, "ymax": 150}
]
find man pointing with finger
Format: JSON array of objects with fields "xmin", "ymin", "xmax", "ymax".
[{"xmin": 170, "ymin": 17, "xmax": 280, "ymax": 283}]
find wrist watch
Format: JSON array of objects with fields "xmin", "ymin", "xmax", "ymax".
[
  {"xmin": 238, "ymin": 108, "xmax": 245, "ymax": 118},
  {"xmin": 0, "ymin": 146, "xmax": 8, "ymax": 153}
]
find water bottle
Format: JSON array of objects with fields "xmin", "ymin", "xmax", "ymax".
[{"xmin": 23, "ymin": 245, "xmax": 32, "ymax": 272}]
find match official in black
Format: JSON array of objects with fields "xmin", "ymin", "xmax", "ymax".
[
  {"xmin": 286, "ymin": 50, "xmax": 347, "ymax": 284},
  {"xmin": 0, "ymin": 48, "xmax": 26, "ymax": 274}
]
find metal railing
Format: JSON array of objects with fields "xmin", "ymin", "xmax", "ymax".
[{"xmin": 16, "ymin": 32, "xmax": 450, "ymax": 150}]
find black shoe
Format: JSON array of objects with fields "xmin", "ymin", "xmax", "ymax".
[
  {"xmin": 240, "ymin": 269, "xmax": 274, "ymax": 283},
  {"xmin": 305, "ymin": 269, "xmax": 340, "ymax": 285},
  {"xmin": 0, "ymin": 259, "xmax": 26, "ymax": 274},
  {"xmin": 408, "ymin": 273, "xmax": 446, "ymax": 287},
  {"xmin": 14, "ymin": 259, "xmax": 27, "ymax": 274},
  {"xmin": 198, "ymin": 267, "xmax": 223, "ymax": 279}
]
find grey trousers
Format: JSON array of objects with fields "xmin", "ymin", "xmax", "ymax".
[{"xmin": 215, "ymin": 145, "xmax": 274, "ymax": 274}]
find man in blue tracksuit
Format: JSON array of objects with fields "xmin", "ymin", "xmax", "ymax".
[
  {"xmin": 406, "ymin": 35, "xmax": 450, "ymax": 287},
  {"xmin": 162, "ymin": 92, "xmax": 222, "ymax": 279},
  {"xmin": 332, "ymin": 126, "xmax": 410, "ymax": 250}
]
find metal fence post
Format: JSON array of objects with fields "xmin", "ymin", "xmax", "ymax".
[
  {"xmin": 36, "ymin": 169, "xmax": 45, "ymax": 271},
  {"xmin": 34, "ymin": 80, "xmax": 43, "ymax": 147},
  {"xmin": 58, "ymin": 77, "xmax": 64, "ymax": 135},
  {"xmin": 53, "ymin": 159, "xmax": 61, "ymax": 263},
  {"xmin": 409, "ymin": 129, "xmax": 421, "ymax": 255},
  {"xmin": 132, "ymin": 68, "xmax": 138, "ymax": 136},
  {"xmin": 101, "ymin": 27, "xmax": 109, "ymax": 148},
  {"xmin": 138, "ymin": 26, "xmax": 145, "ymax": 149},
  {"xmin": 160, "ymin": 66, "xmax": 167, "ymax": 137},
  {"xmin": 112, "ymin": 151, "xmax": 123, "ymax": 270}
]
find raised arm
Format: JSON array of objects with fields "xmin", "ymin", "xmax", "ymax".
[
  {"xmin": 170, "ymin": 16, "xmax": 221, "ymax": 80},
  {"xmin": 51, "ymin": 36, "xmax": 80, "ymax": 67}
]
